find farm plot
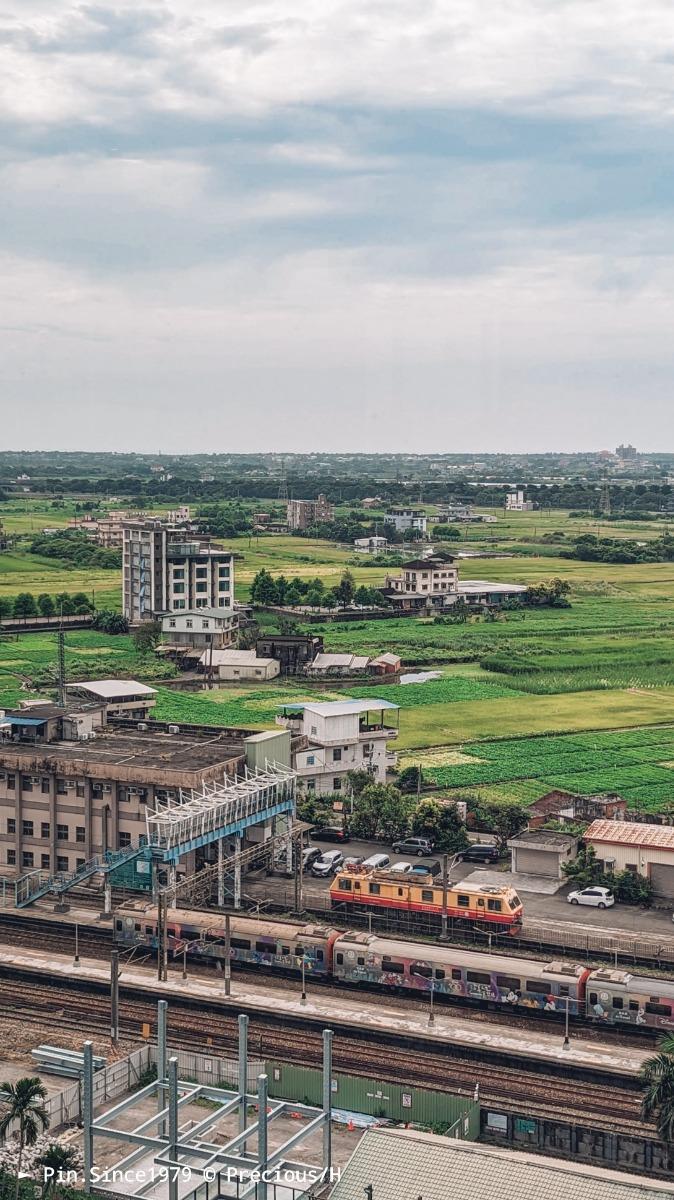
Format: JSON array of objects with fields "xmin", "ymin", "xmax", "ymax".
[
  {"xmin": 411, "ymin": 726, "xmax": 674, "ymax": 813},
  {"xmin": 0, "ymin": 631, "xmax": 174, "ymax": 707}
]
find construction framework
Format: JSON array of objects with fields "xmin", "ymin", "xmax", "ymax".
[{"xmin": 82, "ymin": 1000, "xmax": 333, "ymax": 1200}]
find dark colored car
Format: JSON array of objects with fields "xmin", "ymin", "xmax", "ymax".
[
  {"xmin": 311, "ymin": 825, "xmax": 350, "ymax": 843},
  {"xmin": 302, "ymin": 846, "xmax": 323, "ymax": 871},
  {"xmin": 461, "ymin": 844, "xmax": 500, "ymax": 863},
  {"xmin": 411, "ymin": 860, "xmax": 442, "ymax": 877},
  {"xmin": 391, "ymin": 836, "xmax": 434, "ymax": 857}
]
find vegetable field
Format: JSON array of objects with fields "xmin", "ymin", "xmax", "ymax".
[
  {"xmin": 0, "ymin": 630, "xmax": 174, "ymax": 706},
  {"xmin": 401, "ymin": 726, "xmax": 674, "ymax": 812}
]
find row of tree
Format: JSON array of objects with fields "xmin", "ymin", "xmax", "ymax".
[
  {"xmin": 249, "ymin": 568, "xmax": 385, "ymax": 610},
  {"xmin": 0, "ymin": 592, "xmax": 94, "ymax": 620},
  {"xmin": 29, "ymin": 530, "xmax": 121, "ymax": 570},
  {"xmin": 560, "ymin": 533, "xmax": 674, "ymax": 565}
]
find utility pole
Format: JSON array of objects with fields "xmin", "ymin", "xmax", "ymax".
[
  {"xmin": 74, "ymin": 922, "xmax": 80, "ymax": 967},
  {"xmin": 441, "ymin": 854, "xmax": 448, "ymax": 941},
  {"xmin": 224, "ymin": 913, "xmax": 231, "ymax": 997},
  {"xmin": 110, "ymin": 949, "xmax": 119, "ymax": 1043}
]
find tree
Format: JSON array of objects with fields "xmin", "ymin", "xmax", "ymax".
[
  {"xmin": 354, "ymin": 586, "xmax": 372, "ymax": 608},
  {"xmin": 305, "ymin": 588, "xmax": 324, "ymax": 610},
  {"xmin": 562, "ymin": 844, "xmax": 604, "ymax": 888},
  {"xmin": 54, "ymin": 593, "xmax": 75, "ymax": 616},
  {"xmin": 70, "ymin": 592, "xmax": 93, "ymax": 614},
  {"xmin": 0, "ymin": 1077, "xmax": 49, "ymax": 1200},
  {"xmin": 36, "ymin": 594, "xmax": 55, "ymax": 618},
  {"xmin": 641, "ymin": 1033, "xmax": 674, "ymax": 1143},
  {"xmin": 91, "ymin": 610, "xmax": 129, "ymax": 634},
  {"xmin": 411, "ymin": 799, "xmax": 470, "ymax": 854},
  {"xmin": 334, "ymin": 569, "xmax": 355, "ymax": 609},
  {"xmin": 132, "ymin": 621, "xmax": 161, "ymax": 653},
  {"xmin": 250, "ymin": 569, "xmax": 278, "ymax": 606},
  {"xmin": 12, "ymin": 594, "xmax": 37, "ymax": 620},
  {"xmin": 398, "ymin": 765, "xmax": 423, "ymax": 795},
  {"xmin": 478, "ymin": 802, "xmax": 527, "ymax": 854},
  {"xmin": 284, "ymin": 582, "xmax": 304, "ymax": 607},
  {"xmin": 0, "ymin": 597, "xmax": 14, "ymax": 620},
  {"xmin": 350, "ymin": 783, "xmax": 411, "ymax": 841},
  {"xmin": 35, "ymin": 1143, "xmax": 81, "ymax": 1197},
  {"xmin": 345, "ymin": 770, "xmax": 372, "ymax": 798}
]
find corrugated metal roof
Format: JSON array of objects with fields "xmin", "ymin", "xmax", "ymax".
[
  {"xmin": 74, "ymin": 679, "xmax": 157, "ymax": 698},
  {"xmin": 371, "ymin": 652, "xmax": 401, "ymax": 665},
  {"xmin": 300, "ymin": 698, "xmax": 399, "ymax": 716},
  {"xmin": 331, "ymin": 1129, "xmax": 674, "ymax": 1200},
  {"xmin": 309, "ymin": 653, "xmax": 367, "ymax": 669},
  {"xmin": 585, "ymin": 820, "xmax": 674, "ymax": 851}
]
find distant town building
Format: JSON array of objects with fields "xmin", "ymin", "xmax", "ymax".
[
  {"xmin": 616, "ymin": 443, "xmax": 638, "ymax": 461},
  {"xmin": 256, "ymin": 633, "xmax": 324, "ymax": 676},
  {"xmin": 161, "ymin": 608, "xmax": 238, "ymax": 649},
  {"xmin": 384, "ymin": 506, "xmax": 428, "ymax": 535},
  {"xmin": 305, "ymin": 652, "xmax": 371, "ymax": 677},
  {"xmin": 583, "ymin": 819, "xmax": 674, "ymax": 899},
  {"xmin": 505, "ymin": 489, "xmax": 534, "ymax": 511},
  {"xmin": 360, "ymin": 497, "xmax": 382, "ymax": 509},
  {"xmin": 382, "ymin": 554, "xmax": 527, "ymax": 612},
  {"xmin": 122, "ymin": 518, "xmax": 233, "ymax": 623},
  {"xmin": 286, "ymin": 494, "xmax": 334, "ymax": 530},
  {"xmin": 197, "ymin": 648, "xmax": 280, "ymax": 681},
  {"xmin": 354, "ymin": 535, "xmax": 388, "ymax": 553},
  {"xmin": 65, "ymin": 680, "xmax": 157, "ymax": 721}
]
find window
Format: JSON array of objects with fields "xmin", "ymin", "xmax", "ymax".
[
  {"xmin": 7, "ymin": 818, "xmax": 15, "ymax": 835},
  {"xmin": 435, "ymin": 969, "xmax": 445, "ymax": 980},
  {"xmin": 202, "ymin": 620, "xmax": 210, "ymax": 629},
  {"xmin": 306, "ymin": 755, "xmax": 315, "ymax": 766},
  {"xmin": 333, "ymin": 778, "xmax": 342, "ymax": 791},
  {"xmin": 421, "ymin": 889, "xmax": 435, "ymax": 902},
  {"xmin": 487, "ymin": 899, "xmax": 502, "ymax": 912},
  {"xmin": 451, "ymin": 968, "xmax": 462, "ymax": 980},
  {"xmin": 612, "ymin": 997, "xmax": 623, "ymax": 1009},
  {"xmin": 316, "ymin": 950, "xmax": 324, "ymax": 961},
  {"xmin": 526, "ymin": 980, "xmax": 550, "ymax": 995},
  {"xmin": 172, "ymin": 569, "xmax": 185, "ymax": 580},
  {"xmin": 295, "ymin": 945, "xmax": 304, "ymax": 956},
  {"xmin": 22, "ymin": 820, "xmax": 33, "ymax": 837},
  {"xmin": 41, "ymin": 854, "xmax": 50, "ymax": 870},
  {"xmin": 186, "ymin": 618, "xmax": 193, "ymax": 628},
  {"xmin": 358, "ymin": 956, "xmax": 365, "ymax": 966},
  {"xmin": 21, "ymin": 777, "xmax": 33, "ymax": 792},
  {"xmin": 7, "ymin": 850, "xmax": 15, "ymax": 865},
  {"xmin": 629, "ymin": 1000, "xmax": 639, "ymax": 1012},
  {"xmin": 76, "ymin": 858, "xmax": 85, "ymax": 870},
  {"xmin": 7, "ymin": 774, "xmax": 15, "ymax": 790},
  {"xmin": 76, "ymin": 783, "xmax": 85, "ymax": 798},
  {"xmin": 467, "ymin": 971, "xmax": 491, "ymax": 986},
  {"xmin": 256, "ymin": 941, "xmax": 272, "ymax": 953},
  {"xmin": 75, "ymin": 826, "xmax": 86, "ymax": 843},
  {"xmin": 626, "ymin": 864, "xmax": 638, "ymax": 874},
  {"xmin": 457, "ymin": 894, "xmax": 470, "ymax": 908},
  {"xmin": 231, "ymin": 938, "xmax": 250, "ymax": 951},
  {"xmin": 195, "ymin": 582, "xmax": 207, "ymax": 593},
  {"xmin": 646, "ymin": 1002, "xmax": 672, "ymax": 1016},
  {"xmin": 56, "ymin": 780, "xmax": 67, "ymax": 795},
  {"xmin": 333, "ymin": 749, "xmax": 342, "ymax": 762},
  {"xmin": 306, "ymin": 780, "xmax": 316, "ymax": 792},
  {"xmin": 41, "ymin": 778, "xmax": 49, "ymax": 794},
  {"xmin": 119, "ymin": 831, "xmax": 131, "ymax": 848},
  {"xmin": 57, "ymin": 824, "xmax": 68, "ymax": 841},
  {"xmin": 196, "ymin": 567, "xmax": 208, "ymax": 578},
  {"xmin": 369, "ymin": 883, "xmax": 380, "ymax": 896},
  {"xmin": 382, "ymin": 958, "xmax": 404, "ymax": 974},
  {"xmin": 496, "ymin": 975, "xmax": 521, "ymax": 992},
  {"xmin": 411, "ymin": 964, "xmax": 432, "ymax": 978},
  {"xmin": 169, "ymin": 619, "xmax": 176, "ymax": 628},
  {"xmin": 173, "ymin": 583, "xmax": 185, "ymax": 594},
  {"xmin": 281, "ymin": 946, "xmax": 290, "ymax": 956},
  {"xmin": 22, "ymin": 852, "xmax": 33, "ymax": 868},
  {"xmin": 336, "ymin": 952, "xmax": 344, "ymax": 965},
  {"xmin": 339, "ymin": 878, "xmax": 351, "ymax": 891},
  {"xmin": 57, "ymin": 856, "xmax": 69, "ymax": 872}
]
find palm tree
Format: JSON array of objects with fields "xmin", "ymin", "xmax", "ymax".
[
  {"xmin": 35, "ymin": 1144, "xmax": 80, "ymax": 1198},
  {"xmin": 0, "ymin": 1077, "xmax": 49, "ymax": 1200},
  {"xmin": 641, "ymin": 1033, "xmax": 674, "ymax": 1143}
]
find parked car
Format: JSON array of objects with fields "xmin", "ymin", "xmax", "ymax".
[
  {"xmin": 390, "ymin": 861, "xmax": 413, "ymax": 873},
  {"xmin": 461, "ymin": 844, "xmax": 499, "ymax": 864},
  {"xmin": 302, "ymin": 846, "xmax": 323, "ymax": 871},
  {"xmin": 342, "ymin": 856, "xmax": 364, "ymax": 869},
  {"xmin": 362, "ymin": 853, "xmax": 390, "ymax": 870},
  {"xmin": 312, "ymin": 850, "xmax": 345, "ymax": 877},
  {"xmin": 391, "ymin": 837, "xmax": 434, "ymax": 857},
  {"xmin": 311, "ymin": 825, "xmax": 350, "ymax": 843},
  {"xmin": 411, "ymin": 860, "xmax": 441, "ymax": 877},
  {"xmin": 567, "ymin": 886, "xmax": 615, "ymax": 909}
]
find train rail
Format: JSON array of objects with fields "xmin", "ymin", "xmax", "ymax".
[{"xmin": 0, "ymin": 960, "xmax": 646, "ymax": 1135}]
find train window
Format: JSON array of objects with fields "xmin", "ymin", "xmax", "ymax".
[
  {"xmin": 145, "ymin": 925, "xmax": 153, "ymax": 935},
  {"xmin": 411, "ymin": 964, "xmax": 432, "ymax": 978},
  {"xmin": 457, "ymin": 895, "xmax": 470, "ymax": 907},
  {"xmin": 629, "ymin": 1001, "xmax": 639, "ymax": 1011},
  {"xmin": 496, "ymin": 975, "xmax": 521, "ymax": 992},
  {"xmin": 115, "ymin": 920, "xmax": 122, "ymax": 931},
  {"xmin": 509, "ymin": 898, "xmax": 520, "ymax": 910},
  {"xmin": 476, "ymin": 899, "xmax": 484, "ymax": 907},
  {"xmin": 559, "ymin": 985, "xmax": 570, "ymax": 997},
  {"xmin": 370, "ymin": 883, "xmax": 381, "ymax": 895},
  {"xmin": 354, "ymin": 881, "xmax": 361, "ymax": 891},
  {"xmin": 646, "ymin": 1003, "xmax": 672, "ymax": 1016},
  {"xmin": 295, "ymin": 945, "xmax": 304, "ymax": 956},
  {"xmin": 589, "ymin": 992, "xmax": 598, "ymax": 1005},
  {"xmin": 256, "ymin": 941, "xmax": 272, "ymax": 953},
  {"xmin": 467, "ymin": 971, "xmax": 491, "ymax": 986},
  {"xmin": 421, "ymin": 890, "xmax": 434, "ymax": 902},
  {"xmin": 435, "ymin": 969, "xmax": 445, "ymax": 980},
  {"xmin": 357, "ymin": 957, "xmax": 365, "ymax": 966},
  {"xmin": 526, "ymin": 980, "xmax": 549, "ymax": 994},
  {"xmin": 451, "ymin": 969, "xmax": 462, "ymax": 980},
  {"xmin": 612, "ymin": 997, "xmax": 623, "ymax": 1009},
  {"xmin": 340, "ymin": 878, "xmax": 352, "ymax": 891},
  {"xmin": 487, "ymin": 899, "xmax": 502, "ymax": 912},
  {"xmin": 398, "ymin": 889, "xmax": 404, "ymax": 897},
  {"xmin": 134, "ymin": 923, "xmax": 141, "ymax": 932},
  {"xmin": 231, "ymin": 938, "xmax": 250, "ymax": 950},
  {"xmin": 282, "ymin": 946, "xmax": 290, "ymax": 955},
  {"xmin": 336, "ymin": 953, "xmax": 344, "ymax": 965},
  {"xmin": 382, "ymin": 960, "xmax": 404, "ymax": 974},
  {"xmin": 316, "ymin": 950, "xmax": 324, "ymax": 961}
]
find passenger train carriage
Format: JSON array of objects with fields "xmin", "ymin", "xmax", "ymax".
[
  {"xmin": 330, "ymin": 866, "xmax": 523, "ymax": 934},
  {"xmin": 114, "ymin": 903, "xmax": 674, "ymax": 1032}
]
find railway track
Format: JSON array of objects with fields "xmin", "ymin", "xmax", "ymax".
[{"xmin": 0, "ymin": 961, "xmax": 647, "ymax": 1136}]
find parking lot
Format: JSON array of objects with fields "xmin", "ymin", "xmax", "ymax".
[{"xmin": 248, "ymin": 833, "xmax": 674, "ymax": 938}]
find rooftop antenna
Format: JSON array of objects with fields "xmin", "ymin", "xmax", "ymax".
[
  {"xmin": 600, "ymin": 471, "xmax": 611, "ymax": 517},
  {"xmin": 57, "ymin": 605, "xmax": 66, "ymax": 708},
  {"xmin": 278, "ymin": 460, "xmax": 289, "ymax": 504}
]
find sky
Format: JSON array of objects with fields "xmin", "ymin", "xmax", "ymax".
[{"xmin": 1, "ymin": 1, "xmax": 673, "ymax": 454}]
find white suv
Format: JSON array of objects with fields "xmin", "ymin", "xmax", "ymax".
[{"xmin": 567, "ymin": 886, "xmax": 615, "ymax": 909}]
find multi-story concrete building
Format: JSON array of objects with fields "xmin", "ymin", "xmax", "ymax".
[
  {"xmin": 384, "ymin": 507, "xmax": 427, "ymax": 535},
  {"xmin": 279, "ymin": 698, "xmax": 399, "ymax": 795},
  {"xmin": 122, "ymin": 519, "xmax": 234, "ymax": 623},
  {"xmin": 286, "ymin": 494, "xmax": 334, "ymax": 531},
  {"xmin": 161, "ymin": 608, "xmax": 238, "ymax": 649},
  {"xmin": 383, "ymin": 555, "xmax": 527, "ymax": 612},
  {"xmin": 505, "ymin": 489, "xmax": 534, "ymax": 511},
  {"xmin": 0, "ymin": 702, "xmax": 256, "ymax": 877}
]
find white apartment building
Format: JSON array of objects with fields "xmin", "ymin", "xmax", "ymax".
[
  {"xmin": 505, "ymin": 489, "xmax": 534, "ymax": 511},
  {"xmin": 385, "ymin": 556, "xmax": 458, "ymax": 600},
  {"xmin": 279, "ymin": 699, "xmax": 399, "ymax": 796},
  {"xmin": 384, "ymin": 507, "xmax": 427, "ymax": 535},
  {"xmin": 354, "ymin": 536, "xmax": 388, "ymax": 553},
  {"xmin": 161, "ymin": 608, "xmax": 238, "ymax": 648},
  {"xmin": 122, "ymin": 519, "xmax": 233, "ymax": 623}
]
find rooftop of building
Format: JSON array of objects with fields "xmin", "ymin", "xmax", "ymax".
[
  {"xmin": 198, "ymin": 649, "xmax": 276, "ymax": 667},
  {"xmin": 509, "ymin": 829, "xmax": 579, "ymax": 850},
  {"xmin": 162, "ymin": 607, "xmax": 235, "ymax": 621},
  {"xmin": 585, "ymin": 820, "xmax": 674, "ymax": 850},
  {"xmin": 67, "ymin": 680, "xmax": 158, "ymax": 699},
  {"xmin": 308, "ymin": 653, "xmax": 370, "ymax": 670},
  {"xmin": 459, "ymin": 579, "xmax": 528, "ymax": 593},
  {"xmin": 0, "ymin": 722, "xmax": 247, "ymax": 775},
  {"xmin": 330, "ymin": 1128, "xmax": 674, "ymax": 1200},
  {"xmin": 299, "ymin": 698, "xmax": 399, "ymax": 717}
]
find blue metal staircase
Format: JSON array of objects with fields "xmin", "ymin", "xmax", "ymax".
[{"xmin": 14, "ymin": 843, "xmax": 154, "ymax": 908}]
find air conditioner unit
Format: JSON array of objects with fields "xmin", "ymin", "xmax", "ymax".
[
  {"xmin": 128, "ymin": 787, "xmax": 138, "ymax": 796},
  {"xmin": 137, "ymin": 722, "xmax": 148, "ymax": 731},
  {"xmin": 32, "ymin": 777, "xmax": 40, "ymax": 784},
  {"xmin": 168, "ymin": 725, "xmax": 180, "ymax": 734},
  {"xmin": 66, "ymin": 780, "xmax": 75, "ymax": 788},
  {"xmin": 79, "ymin": 733, "xmax": 90, "ymax": 742}
]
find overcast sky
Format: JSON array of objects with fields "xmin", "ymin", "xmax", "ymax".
[{"xmin": 1, "ymin": 1, "xmax": 673, "ymax": 454}]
